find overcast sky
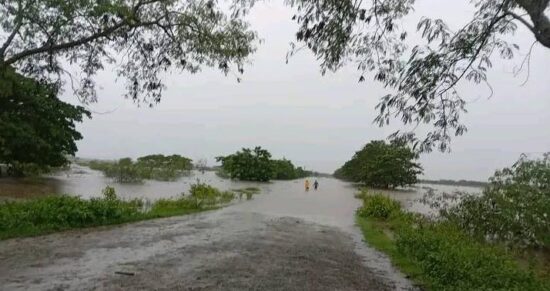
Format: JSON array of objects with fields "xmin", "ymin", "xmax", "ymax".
[{"xmin": 62, "ymin": 0, "xmax": 550, "ymax": 181}]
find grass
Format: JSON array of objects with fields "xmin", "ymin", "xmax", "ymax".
[
  {"xmin": 355, "ymin": 190, "xmax": 550, "ymax": 291},
  {"xmin": 0, "ymin": 184, "xmax": 237, "ymax": 240},
  {"xmin": 356, "ymin": 216, "xmax": 428, "ymax": 288}
]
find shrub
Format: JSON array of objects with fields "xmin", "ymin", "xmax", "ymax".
[
  {"xmin": 0, "ymin": 187, "xmax": 142, "ymax": 237},
  {"xmin": 357, "ymin": 192, "xmax": 401, "ymax": 219},
  {"xmin": 443, "ymin": 153, "xmax": 550, "ymax": 248},
  {"xmin": 396, "ymin": 221, "xmax": 547, "ymax": 290}
]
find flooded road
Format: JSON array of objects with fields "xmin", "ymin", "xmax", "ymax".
[{"xmin": 0, "ymin": 166, "xmax": 481, "ymax": 290}]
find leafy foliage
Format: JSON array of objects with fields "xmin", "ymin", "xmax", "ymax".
[
  {"xmin": 271, "ymin": 158, "xmax": 311, "ymax": 180},
  {"xmin": 443, "ymin": 153, "xmax": 550, "ymax": 248},
  {"xmin": 357, "ymin": 191, "xmax": 402, "ymax": 219},
  {"xmin": 281, "ymin": 0, "xmax": 550, "ymax": 152},
  {"xmin": 0, "ymin": 68, "xmax": 90, "ymax": 176},
  {"xmin": 0, "ymin": 186, "xmax": 143, "ymax": 238},
  {"xmin": 356, "ymin": 193, "xmax": 550, "ymax": 290},
  {"xmin": 0, "ymin": 183, "xmax": 240, "ymax": 239},
  {"xmin": 216, "ymin": 146, "xmax": 273, "ymax": 181},
  {"xmin": 86, "ymin": 154, "xmax": 193, "ymax": 182},
  {"xmin": 334, "ymin": 140, "xmax": 422, "ymax": 188},
  {"xmin": 216, "ymin": 147, "xmax": 311, "ymax": 181},
  {"xmin": 0, "ymin": 0, "xmax": 258, "ymax": 104}
]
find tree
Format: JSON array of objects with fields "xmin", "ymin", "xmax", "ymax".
[
  {"xmin": 271, "ymin": 158, "xmax": 311, "ymax": 180},
  {"xmin": 216, "ymin": 146, "xmax": 273, "ymax": 181},
  {"xmin": 2, "ymin": 1, "xmax": 548, "ymax": 152},
  {"xmin": 334, "ymin": 140, "xmax": 423, "ymax": 188},
  {"xmin": 136, "ymin": 154, "xmax": 192, "ymax": 180},
  {"xmin": 0, "ymin": 67, "xmax": 90, "ymax": 176},
  {"xmin": 281, "ymin": 0, "xmax": 550, "ymax": 152},
  {"xmin": 0, "ymin": 0, "xmax": 258, "ymax": 104}
]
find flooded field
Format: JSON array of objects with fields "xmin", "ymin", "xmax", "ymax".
[
  {"xmin": 0, "ymin": 164, "xmax": 482, "ymax": 215},
  {"xmin": 0, "ymin": 165, "xmax": 484, "ymax": 290}
]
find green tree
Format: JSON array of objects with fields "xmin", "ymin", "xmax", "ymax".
[
  {"xmin": 334, "ymin": 140, "xmax": 423, "ymax": 188},
  {"xmin": 271, "ymin": 158, "xmax": 297, "ymax": 180},
  {"xmin": 136, "ymin": 154, "xmax": 192, "ymax": 180},
  {"xmin": 216, "ymin": 146, "xmax": 273, "ymax": 181},
  {"xmin": 0, "ymin": 0, "xmax": 258, "ymax": 104},
  {"xmin": 0, "ymin": 68, "xmax": 90, "ymax": 176}
]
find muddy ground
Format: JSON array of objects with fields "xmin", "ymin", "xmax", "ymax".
[{"xmin": 0, "ymin": 177, "xmax": 416, "ymax": 290}]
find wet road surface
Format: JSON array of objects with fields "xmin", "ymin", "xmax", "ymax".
[{"xmin": 0, "ymin": 175, "xmax": 418, "ymax": 290}]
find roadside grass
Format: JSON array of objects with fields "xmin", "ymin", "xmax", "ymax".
[
  {"xmin": 0, "ymin": 183, "xmax": 240, "ymax": 240},
  {"xmin": 356, "ymin": 191, "xmax": 550, "ymax": 291},
  {"xmin": 356, "ymin": 216, "xmax": 429, "ymax": 289}
]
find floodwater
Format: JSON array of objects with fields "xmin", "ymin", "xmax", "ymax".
[
  {"xmin": 0, "ymin": 164, "xmax": 481, "ymax": 215},
  {"xmin": 0, "ymin": 166, "xmax": 482, "ymax": 290}
]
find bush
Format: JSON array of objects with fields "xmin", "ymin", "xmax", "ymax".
[
  {"xmin": 86, "ymin": 154, "xmax": 193, "ymax": 182},
  {"xmin": 0, "ymin": 188, "xmax": 142, "ymax": 237},
  {"xmin": 396, "ymin": 221, "xmax": 547, "ymax": 290},
  {"xmin": 357, "ymin": 192, "xmax": 401, "ymax": 219},
  {"xmin": 188, "ymin": 182, "xmax": 235, "ymax": 208},
  {"xmin": 443, "ymin": 153, "xmax": 550, "ymax": 248},
  {"xmin": 356, "ymin": 194, "xmax": 550, "ymax": 290},
  {"xmin": 0, "ymin": 183, "xmax": 241, "ymax": 239}
]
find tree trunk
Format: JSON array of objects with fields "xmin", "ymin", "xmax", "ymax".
[{"xmin": 515, "ymin": 0, "xmax": 550, "ymax": 48}]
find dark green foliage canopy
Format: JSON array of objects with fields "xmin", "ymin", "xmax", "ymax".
[
  {"xmin": 334, "ymin": 140, "xmax": 422, "ymax": 188},
  {"xmin": 271, "ymin": 158, "xmax": 311, "ymax": 180},
  {"xmin": 216, "ymin": 147, "xmax": 274, "ymax": 182},
  {"xmin": 87, "ymin": 154, "xmax": 193, "ymax": 182},
  {"xmin": 216, "ymin": 147, "xmax": 310, "ymax": 181},
  {"xmin": 0, "ymin": 68, "xmax": 90, "ymax": 175}
]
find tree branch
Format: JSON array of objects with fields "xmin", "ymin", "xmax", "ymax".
[
  {"xmin": 506, "ymin": 11, "xmax": 537, "ymax": 34},
  {"xmin": 0, "ymin": 1, "xmax": 24, "ymax": 60},
  {"xmin": 4, "ymin": 21, "xmax": 127, "ymax": 67}
]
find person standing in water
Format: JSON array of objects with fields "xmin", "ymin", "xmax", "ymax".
[
  {"xmin": 313, "ymin": 179, "xmax": 319, "ymax": 190},
  {"xmin": 304, "ymin": 179, "xmax": 310, "ymax": 191}
]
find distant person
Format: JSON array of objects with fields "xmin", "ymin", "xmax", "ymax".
[
  {"xmin": 304, "ymin": 179, "xmax": 310, "ymax": 191},
  {"xmin": 313, "ymin": 179, "xmax": 319, "ymax": 190}
]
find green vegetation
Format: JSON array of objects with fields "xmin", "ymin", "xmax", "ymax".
[
  {"xmin": 0, "ymin": 183, "xmax": 238, "ymax": 240},
  {"xmin": 216, "ymin": 147, "xmax": 311, "ymax": 182},
  {"xmin": 0, "ymin": 68, "xmax": 90, "ymax": 177},
  {"xmin": 356, "ymin": 191, "xmax": 550, "ymax": 290},
  {"xmin": 85, "ymin": 154, "xmax": 193, "ymax": 182},
  {"xmin": 0, "ymin": 0, "xmax": 257, "ymax": 105},
  {"xmin": 271, "ymin": 159, "xmax": 311, "ymax": 180},
  {"xmin": 334, "ymin": 140, "xmax": 422, "ymax": 188},
  {"xmin": 443, "ymin": 153, "xmax": 550, "ymax": 249}
]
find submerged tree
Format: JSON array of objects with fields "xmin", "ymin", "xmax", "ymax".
[
  {"xmin": 216, "ymin": 146, "xmax": 273, "ymax": 181},
  {"xmin": 0, "ymin": 68, "xmax": 90, "ymax": 175},
  {"xmin": 334, "ymin": 140, "xmax": 423, "ymax": 188}
]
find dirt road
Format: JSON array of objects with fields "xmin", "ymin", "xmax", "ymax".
[{"xmin": 0, "ymin": 178, "xmax": 415, "ymax": 290}]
